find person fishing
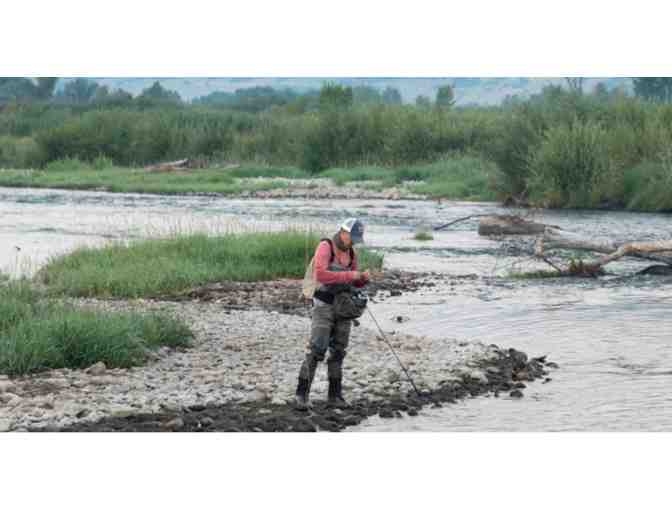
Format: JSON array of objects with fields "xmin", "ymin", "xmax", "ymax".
[{"xmin": 294, "ymin": 218, "xmax": 370, "ymax": 410}]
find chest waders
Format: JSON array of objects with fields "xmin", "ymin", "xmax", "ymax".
[{"xmin": 295, "ymin": 239, "xmax": 355, "ymax": 411}]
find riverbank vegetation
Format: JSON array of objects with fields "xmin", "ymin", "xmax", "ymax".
[
  {"xmin": 37, "ymin": 231, "xmax": 385, "ymax": 298},
  {"xmin": 0, "ymin": 280, "xmax": 192, "ymax": 376},
  {"xmin": 2, "ymin": 78, "xmax": 672, "ymax": 210}
]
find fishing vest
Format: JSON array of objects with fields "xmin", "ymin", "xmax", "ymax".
[{"xmin": 313, "ymin": 238, "xmax": 355, "ymax": 305}]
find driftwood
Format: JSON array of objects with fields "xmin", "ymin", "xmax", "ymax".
[
  {"xmin": 477, "ymin": 215, "xmax": 559, "ymax": 236},
  {"xmin": 535, "ymin": 227, "xmax": 672, "ymax": 275},
  {"xmin": 433, "ymin": 214, "xmax": 491, "ymax": 231},
  {"xmin": 145, "ymin": 158, "xmax": 207, "ymax": 172}
]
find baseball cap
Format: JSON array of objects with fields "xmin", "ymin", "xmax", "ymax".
[{"xmin": 339, "ymin": 218, "xmax": 365, "ymax": 244}]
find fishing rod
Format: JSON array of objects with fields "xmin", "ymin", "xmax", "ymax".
[{"xmin": 365, "ymin": 306, "xmax": 422, "ymax": 397}]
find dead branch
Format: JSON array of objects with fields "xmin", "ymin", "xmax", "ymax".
[{"xmin": 433, "ymin": 214, "xmax": 492, "ymax": 231}]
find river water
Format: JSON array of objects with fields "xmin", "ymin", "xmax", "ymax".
[{"xmin": 1, "ymin": 187, "xmax": 671, "ymax": 431}]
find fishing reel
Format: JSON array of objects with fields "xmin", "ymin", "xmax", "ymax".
[{"xmin": 350, "ymin": 289, "xmax": 369, "ymax": 308}]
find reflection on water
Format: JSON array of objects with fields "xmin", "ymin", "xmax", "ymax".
[{"xmin": 1, "ymin": 186, "xmax": 671, "ymax": 431}]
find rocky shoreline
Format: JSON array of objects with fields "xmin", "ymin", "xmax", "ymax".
[
  {"xmin": 0, "ymin": 274, "xmax": 555, "ymax": 433},
  {"xmin": 55, "ymin": 346, "xmax": 554, "ymax": 432}
]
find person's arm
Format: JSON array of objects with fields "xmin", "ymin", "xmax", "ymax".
[
  {"xmin": 351, "ymin": 251, "xmax": 369, "ymax": 288},
  {"xmin": 314, "ymin": 241, "xmax": 359, "ymax": 285}
]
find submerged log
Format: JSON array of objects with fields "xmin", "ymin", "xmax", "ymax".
[{"xmin": 477, "ymin": 215, "xmax": 559, "ymax": 236}]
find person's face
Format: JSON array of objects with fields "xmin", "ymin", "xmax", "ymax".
[{"xmin": 340, "ymin": 230, "xmax": 353, "ymax": 248}]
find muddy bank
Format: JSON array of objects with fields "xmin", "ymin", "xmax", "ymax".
[
  {"xmin": 162, "ymin": 269, "xmax": 448, "ymax": 317},
  {"xmin": 42, "ymin": 347, "xmax": 555, "ymax": 432}
]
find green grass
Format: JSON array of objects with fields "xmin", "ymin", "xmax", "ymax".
[
  {"xmin": 413, "ymin": 231, "xmax": 434, "ymax": 241},
  {"xmin": 0, "ymin": 280, "xmax": 193, "ymax": 376},
  {"xmin": 38, "ymin": 231, "xmax": 385, "ymax": 298},
  {"xmin": 226, "ymin": 166, "xmax": 310, "ymax": 179},
  {"xmin": 321, "ymin": 157, "xmax": 498, "ymax": 200},
  {"xmin": 322, "ymin": 166, "xmax": 392, "ymax": 186},
  {"xmin": 0, "ymin": 159, "xmax": 292, "ymax": 195}
]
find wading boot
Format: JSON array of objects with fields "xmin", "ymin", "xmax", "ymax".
[
  {"xmin": 294, "ymin": 378, "xmax": 312, "ymax": 411},
  {"xmin": 327, "ymin": 378, "xmax": 350, "ymax": 409}
]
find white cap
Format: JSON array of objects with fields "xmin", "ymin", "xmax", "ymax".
[{"xmin": 339, "ymin": 218, "xmax": 365, "ymax": 244}]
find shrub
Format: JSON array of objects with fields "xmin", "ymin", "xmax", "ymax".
[
  {"xmin": 527, "ymin": 120, "xmax": 610, "ymax": 208},
  {"xmin": 0, "ymin": 136, "xmax": 44, "ymax": 168}
]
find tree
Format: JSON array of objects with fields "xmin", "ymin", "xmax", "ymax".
[
  {"xmin": 92, "ymin": 85, "xmax": 110, "ymax": 103},
  {"xmin": 592, "ymin": 82, "xmax": 609, "ymax": 101},
  {"xmin": 415, "ymin": 95, "xmax": 431, "ymax": 109},
  {"xmin": 352, "ymin": 85, "xmax": 382, "ymax": 105},
  {"xmin": 36, "ymin": 78, "xmax": 58, "ymax": 100},
  {"xmin": 318, "ymin": 82, "xmax": 353, "ymax": 111},
  {"xmin": 0, "ymin": 78, "xmax": 39, "ymax": 103},
  {"xmin": 633, "ymin": 78, "xmax": 672, "ymax": 103},
  {"xmin": 565, "ymin": 77, "xmax": 585, "ymax": 95},
  {"xmin": 136, "ymin": 81, "xmax": 182, "ymax": 106},
  {"xmin": 382, "ymin": 86, "xmax": 402, "ymax": 105},
  {"xmin": 435, "ymin": 85, "xmax": 456, "ymax": 109},
  {"xmin": 62, "ymin": 78, "xmax": 99, "ymax": 104}
]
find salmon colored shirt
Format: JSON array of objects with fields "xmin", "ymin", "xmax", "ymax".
[{"xmin": 314, "ymin": 240, "xmax": 366, "ymax": 287}]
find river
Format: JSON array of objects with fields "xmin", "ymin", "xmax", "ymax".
[{"xmin": 1, "ymin": 186, "xmax": 671, "ymax": 431}]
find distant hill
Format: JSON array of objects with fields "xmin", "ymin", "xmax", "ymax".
[{"xmin": 56, "ymin": 77, "xmax": 633, "ymax": 106}]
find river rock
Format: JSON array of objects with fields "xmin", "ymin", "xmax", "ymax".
[
  {"xmin": 0, "ymin": 381, "xmax": 16, "ymax": 394},
  {"xmin": 163, "ymin": 418, "xmax": 185, "ymax": 430},
  {"xmin": 86, "ymin": 362, "xmax": 107, "ymax": 376},
  {"xmin": 0, "ymin": 419, "xmax": 13, "ymax": 432},
  {"xmin": 110, "ymin": 407, "xmax": 136, "ymax": 418},
  {"xmin": 509, "ymin": 390, "xmax": 524, "ymax": 399},
  {"xmin": 385, "ymin": 369, "xmax": 400, "ymax": 383},
  {"xmin": 0, "ymin": 393, "xmax": 21, "ymax": 406}
]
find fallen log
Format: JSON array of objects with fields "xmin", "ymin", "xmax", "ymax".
[
  {"xmin": 534, "ymin": 227, "xmax": 672, "ymax": 275},
  {"xmin": 477, "ymin": 215, "xmax": 559, "ymax": 236},
  {"xmin": 536, "ymin": 227, "xmax": 672, "ymax": 266},
  {"xmin": 145, "ymin": 158, "xmax": 207, "ymax": 172}
]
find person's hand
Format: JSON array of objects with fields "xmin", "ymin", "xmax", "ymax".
[{"xmin": 354, "ymin": 271, "xmax": 370, "ymax": 282}]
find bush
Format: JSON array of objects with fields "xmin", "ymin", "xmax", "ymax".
[
  {"xmin": 0, "ymin": 136, "xmax": 44, "ymax": 168},
  {"xmin": 527, "ymin": 120, "xmax": 610, "ymax": 208}
]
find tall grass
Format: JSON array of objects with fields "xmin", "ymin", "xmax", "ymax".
[
  {"xmin": 38, "ymin": 231, "xmax": 385, "ymax": 298},
  {"xmin": 0, "ymin": 280, "xmax": 193, "ymax": 376}
]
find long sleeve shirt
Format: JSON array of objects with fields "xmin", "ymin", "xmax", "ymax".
[{"xmin": 313, "ymin": 240, "xmax": 366, "ymax": 288}]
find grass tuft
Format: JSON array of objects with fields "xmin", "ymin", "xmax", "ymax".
[{"xmin": 0, "ymin": 281, "xmax": 193, "ymax": 376}]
